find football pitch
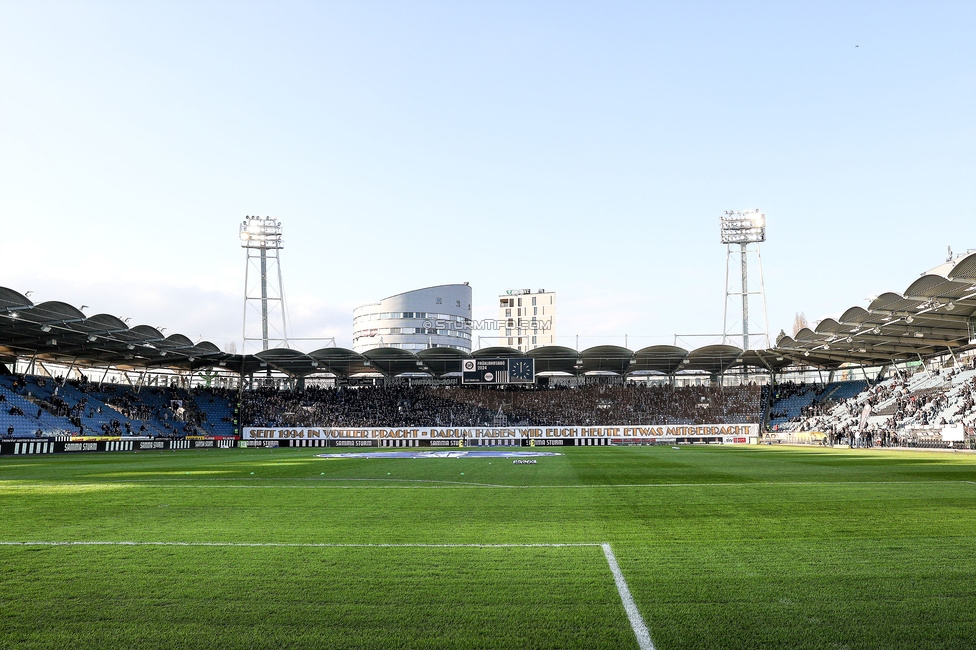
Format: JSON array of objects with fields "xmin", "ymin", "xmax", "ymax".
[{"xmin": 1, "ymin": 445, "xmax": 975, "ymax": 649}]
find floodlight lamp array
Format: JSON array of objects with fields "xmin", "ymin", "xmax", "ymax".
[
  {"xmin": 720, "ymin": 209, "xmax": 766, "ymax": 244},
  {"xmin": 240, "ymin": 216, "xmax": 283, "ymax": 249}
]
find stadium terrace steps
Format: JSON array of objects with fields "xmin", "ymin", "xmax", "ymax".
[
  {"xmin": 191, "ymin": 392, "xmax": 235, "ymax": 437},
  {"xmin": 770, "ymin": 380, "xmax": 867, "ymax": 430},
  {"xmin": 784, "ymin": 365, "xmax": 976, "ymax": 435},
  {"xmin": 54, "ymin": 383, "xmax": 168, "ymax": 437},
  {"xmin": 0, "ymin": 375, "xmax": 239, "ymax": 439},
  {"xmin": 0, "ymin": 378, "xmax": 75, "ymax": 436},
  {"xmin": 769, "ymin": 385, "xmax": 821, "ymax": 427}
]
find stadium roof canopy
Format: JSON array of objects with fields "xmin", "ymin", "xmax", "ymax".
[
  {"xmin": 2, "ymin": 253, "xmax": 973, "ymax": 379},
  {"xmin": 772, "ymin": 251, "xmax": 976, "ymax": 368},
  {"xmin": 0, "ymin": 292, "xmax": 754, "ymax": 378},
  {"xmin": 0, "ymin": 288, "xmax": 225, "ymax": 371}
]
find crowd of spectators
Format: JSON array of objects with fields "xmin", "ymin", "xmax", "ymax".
[
  {"xmin": 767, "ymin": 381, "xmax": 827, "ymax": 421},
  {"xmin": 240, "ymin": 383, "xmax": 764, "ymax": 428},
  {"xmin": 777, "ymin": 359, "xmax": 976, "ymax": 446}
]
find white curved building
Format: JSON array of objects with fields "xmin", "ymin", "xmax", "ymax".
[{"xmin": 352, "ymin": 284, "xmax": 473, "ymax": 353}]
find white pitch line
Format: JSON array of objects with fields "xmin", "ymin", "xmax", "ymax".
[
  {"xmin": 602, "ymin": 543, "xmax": 655, "ymax": 650},
  {"xmin": 0, "ymin": 479, "xmax": 959, "ymax": 490},
  {"xmin": 0, "ymin": 541, "xmax": 599, "ymax": 548}
]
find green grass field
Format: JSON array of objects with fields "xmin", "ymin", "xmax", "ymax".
[{"xmin": 2, "ymin": 445, "xmax": 975, "ymax": 649}]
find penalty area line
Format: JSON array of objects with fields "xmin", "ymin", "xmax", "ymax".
[
  {"xmin": 603, "ymin": 543, "xmax": 655, "ymax": 650},
  {"xmin": 0, "ymin": 540, "xmax": 600, "ymax": 548},
  {"xmin": 0, "ymin": 479, "xmax": 958, "ymax": 490}
]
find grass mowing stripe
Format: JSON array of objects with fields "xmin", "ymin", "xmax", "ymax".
[
  {"xmin": 0, "ymin": 543, "xmax": 635, "ymax": 649},
  {"xmin": 1, "ymin": 540, "xmax": 651, "ymax": 649},
  {"xmin": 603, "ymin": 543, "xmax": 655, "ymax": 650}
]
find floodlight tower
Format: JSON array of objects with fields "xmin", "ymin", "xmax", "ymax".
[
  {"xmin": 720, "ymin": 210, "xmax": 770, "ymax": 350},
  {"xmin": 240, "ymin": 216, "xmax": 289, "ymax": 353}
]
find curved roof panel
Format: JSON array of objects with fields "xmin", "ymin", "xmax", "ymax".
[
  {"xmin": 220, "ymin": 353, "xmax": 262, "ymax": 375},
  {"xmin": 684, "ymin": 345, "xmax": 742, "ymax": 374},
  {"xmin": 162, "ymin": 333, "xmax": 195, "ymax": 348},
  {"xmin": 793, "ymin": 327, "xmax": 818, "ymax": 342},
  {"xmin": 194, "ymin": 341, "xmax": 221, "ymax": 355},
  {"xmin": 473, "ymin": 347, "xmax": 522, "ymax": 359},
  {"xmin": 580, "ymin": 345, "xmax": 634, "ymax": 375},
  {"xmin": 417, "ymin": 347, "xmax": 471, "ymax": 376},
  {"xmin": 739, "ymin": 349, "xmax": 792, "ymax": 371},
  {"xmin": 527, "ymin": 346, "xmax": 580, "ymax": 374},
  {"xmin": 632, "ymin": 345, "xmax": 688, "ymax": 375},
  {"xmin": 867, "ymin": 292, "xmax": 920, "ymax": 313},
  {"xmin": 0, "ymin": 287, "xmax": 32, "ymax": 313},
  {"xmin": 838, "ymin": 306, "xmax": 871, "ymax": 324},
  {"xmin": 308, "ymin": 347, "xmax": 374, "ymax": 377},
  {"xmin": 20, "ymin": 301, "xmax": 86, "ymax": 325},
  {"xmin": 948, "ymin": 251, "xmax": 976, "ymax": 280},
  {"xmin": 903, "ymin": 274, "xmax": 973, "ymax": 300},
  {"xmin": 814, "ymin": 318, "xmax": 844, "ymax": 335},
  {"xmin": 254, "ymin": 348, "xmax": 319, "ymax": 376},
  {"xmin": 362, "ymin": 347, "xmax": 426, "ymax": 376},
  {"xmin": 129, "ymin": 325, "xmax": 165, "ymax": 340},
  {"xmin": 84, "ymin": 314, "xmax": 129, "ymax": 332}
]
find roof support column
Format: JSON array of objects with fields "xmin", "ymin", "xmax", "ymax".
[
  {"xmin": 859, "ymin": 366, "xmax": 872, "ymax": 387},
  {"xmin": 917, "ymin": 352, "xmax": 931, "ymax": 378},
  {"xmin": 945, "ymin": 345, "xmax": 959, "ymax": 368},
  {"xmin": 135, "ymin": 370, "xmax": 148, "ymax": 394},
  {"xmin": 37, "ymin": 360, "xmax": 54, "ymax": 378}
]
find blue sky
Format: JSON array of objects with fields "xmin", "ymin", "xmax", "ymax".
[{"xmin": 1, "ymin": 1, "xmax": 973, "ymax": 353}]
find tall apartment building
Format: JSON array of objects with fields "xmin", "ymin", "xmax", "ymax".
[{"xmin": 497, "ymin": 289, "xmax": 556, "ymax": 353}]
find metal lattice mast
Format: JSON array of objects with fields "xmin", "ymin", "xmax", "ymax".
[
  {"xmin": 721, "ymin": 210, "xmax": 769, "ymax": 350},
  {"xmin": 240, "ymin": 216, "xmax": 289, "ymax": 353}
]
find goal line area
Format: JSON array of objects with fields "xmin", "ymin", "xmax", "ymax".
[{"xmin": 0, "ymin": 540, "xmax": 654, "ymax": 650}]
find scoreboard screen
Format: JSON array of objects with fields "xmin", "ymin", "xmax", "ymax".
[{"xmin": 461, "ymin": 358, "xmax": 535, "ymax": 385}]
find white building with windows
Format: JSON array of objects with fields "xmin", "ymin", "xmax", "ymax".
[
  {"xmin": 353, "ymin": 284, "xmax": 472, "ymax": 353},
  {"xmin": 497, "ymin": 289, "xmax": 556, "ymax": 353}
]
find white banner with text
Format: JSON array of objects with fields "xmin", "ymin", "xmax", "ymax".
[{"xmin": 243, "ymin": 424, "xmax": 758, "ymax": 442}]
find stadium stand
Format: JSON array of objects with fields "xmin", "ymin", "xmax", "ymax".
[
  {"xmin": 0, "ymin": 374, "xmax": 764, "ymax": 436},
  {"xmin": 774, "ymin": 359, "xmax": 976, "ymax": 446},
  {"xmin": 767, "ymin": 380, "xmax": 869, "ymax": 428},
  {"xmin": 0, "ymin": 373, "xmax": 236, "ymax": 439},
  {"xmin": 239, "ymin": 383, "xmax": 764, "ymax": 428},
  {"xmin": 0, "ymin": 375, "xmax": 76, "ymax": 437}
]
